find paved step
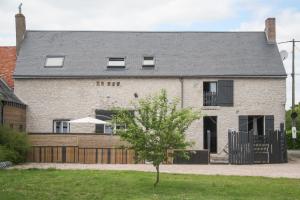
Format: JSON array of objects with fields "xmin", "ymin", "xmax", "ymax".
[{"xmin": 210, "ymin": 155, "xmax": 229, "ymax": 164}]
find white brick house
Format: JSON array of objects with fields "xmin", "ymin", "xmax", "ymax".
[{"xmin": 13, "ymin": 12, "xmax": 286, "ymax": 153}]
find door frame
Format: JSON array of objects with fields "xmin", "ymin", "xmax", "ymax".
[{"xmin": 203, "ymin": 116, "xmax": 217, "ymax": 153}]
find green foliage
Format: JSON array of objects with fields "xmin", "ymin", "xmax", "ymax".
[
  {"xmin": 286, "ymin": 130, "xmax": 300, "ymax": 149},
  {"xmin": 0, "ymin": 125, "xmax": 30, "ymax": 163},
  {"xmin": 113, "ymin": 89, "xmax": 201, "ymax": 186},
  {"xmin": 286, "ymin": 103, "xmax": 300, "ymax": 131}
]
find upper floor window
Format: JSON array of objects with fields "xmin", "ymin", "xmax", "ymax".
[
  {"xmin": 142, "ymin": 56, "xmax": 155, "ymax": 68},
  {"xmin": 203, "ymin": 82, "xmax": 217, "ymax": 106},
  {"xmin": 45, "ymin": 56, "xmax": 64, "ymax": 68},
  {"xmin": 107, "ymin": 57, "xmax": 125, "ymax": 68},
  {"xmin": 53, "ymin": 120, "xmax": 70, "ymax": 133},
  {"xmin": 203, "ymin": 80, "xmax": 234, "ymax": 107}
]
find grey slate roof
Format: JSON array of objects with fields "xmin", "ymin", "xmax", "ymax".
[
  {"xmin": 14, "ymin": 31, "xmax": 286, "ymax": 78},
  {"xmin": 0, "ymin": 79, "xmax": 25, "ymax": 105}
]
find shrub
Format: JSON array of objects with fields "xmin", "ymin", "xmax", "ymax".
[
  {"xmin": 0, "ymin": 126, "xmax": 30, "ymax": 163},
  {"xmin": 286, "ymin": 130, "xmax": 300, "ymax": 150}
]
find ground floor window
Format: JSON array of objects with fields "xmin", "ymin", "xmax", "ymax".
[
  {"xmin": 95, "ymin": 110, "xmax": 128, "ymax": 134},
  {"xmin": 239, "ymin": 115, "xmax": 274, "ymax": 135},
  {"xmin": 53, "ymin": 120, "xmax": 70, "ymax": 133},
  {"xmin": 248, "ymin": 116, "xmax": 264, "ymax": 135}
]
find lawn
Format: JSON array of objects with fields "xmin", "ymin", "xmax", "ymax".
[{"xmin": 0, "ymin": 169, "xmax": 300, "ymax": 200}]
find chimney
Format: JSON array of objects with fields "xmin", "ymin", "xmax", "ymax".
[
  {"xmin": 265, "ymin": 18, "xmax": 276, "ymax": 44},
  {"xmin": 15, "ymin": 3, "xmax": 26, "ymax": 55}
]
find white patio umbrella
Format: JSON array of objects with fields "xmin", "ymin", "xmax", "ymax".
[{"xmin": 68, "ymin": 117, "xmax": 108, "ymax": 124}]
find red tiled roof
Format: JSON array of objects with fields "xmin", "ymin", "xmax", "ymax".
[{"xmin": 0, "ymin": 47, "xmax": 16, "ymax": 89}]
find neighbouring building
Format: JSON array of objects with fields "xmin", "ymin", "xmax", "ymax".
[
  {"xmin": 0, "ymin": 45, "xmax": 26, "ymax": 131},
  {"xmin": 0, "ymin": 78, "xmax": 26, "ymax": 131},
  {"xmin": 0, "ymin": 46, "xmax": 16, "ymax": 89},
  {"xmin": 13, "ymin": 11, "xmax": 286, "ymax": 156}
]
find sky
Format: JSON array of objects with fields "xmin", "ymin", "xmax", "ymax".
[{"xmin": 0, "ymin": 0, "xmax": 299, "ymax": 109}]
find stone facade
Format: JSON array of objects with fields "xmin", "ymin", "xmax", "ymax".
[{"xmin": 14, "ymin": 77, "xmax": 286, "ymax": 152}]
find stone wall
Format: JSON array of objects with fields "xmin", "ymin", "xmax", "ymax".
[{"xmin": 15, "ymin": 77, "xmax": 286, "ymax": 152}]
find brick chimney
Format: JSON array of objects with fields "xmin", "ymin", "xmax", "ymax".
[
  {"xmin": 15, "ymin": 3, "xmax": 26, "ymax": 55},
  {"xmin": 265, "ymin": 18, "xmax": 276, "ymax": 44}
]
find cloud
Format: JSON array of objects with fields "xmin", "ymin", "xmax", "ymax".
[
  {"xmin": 0, "ymin": 0, "xmax": 237, "ymax": 45},
  {"xmin": 1, "ymin": 0, "xmax": 299, "ymax": 109},
  {"xmin": 236, "ymin": 7, "xmax": 300, "ymax": 109}
]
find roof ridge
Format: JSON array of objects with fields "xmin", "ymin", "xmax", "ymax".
[{"xmin": 26, "ymin": 30, "xmax": 264, "ymax": 33}]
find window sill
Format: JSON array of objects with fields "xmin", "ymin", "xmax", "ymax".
[{"xmin": 201, "ymin": 106, "xmax": 221, "ymax": 110}]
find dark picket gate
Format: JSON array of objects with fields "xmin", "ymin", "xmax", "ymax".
[{"xmin": 228, "ymin": 130, "xmax": 287, "ymax": 164}]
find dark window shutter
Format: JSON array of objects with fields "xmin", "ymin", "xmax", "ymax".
[
  {"xmin": 217, "ymin": 80, "xmax": 234, "ymax": 106},
  {"xmin": 265, "ymin": 115, "xmax": 274, "ymax": 133},
  {"xmin": 95, "ymin": 124, "xmax": 104, "ymax": 133},
  {"xmin": 239, "ymin": 116, "xmax": 248, "ymax": 133}
]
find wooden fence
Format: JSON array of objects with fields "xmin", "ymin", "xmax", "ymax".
[
  {"xmin": 27, "ymin": 146, "xmax": 210, "ymax": 164},
  {"xmin": 228, "ymin": 130, "xmax": 287, "ymax": 164},
  {"xmin": 27, "ymin": 146, "xmax": 139, "ymax": 164}
]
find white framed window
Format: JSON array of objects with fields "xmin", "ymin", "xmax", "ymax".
[
  {"xmin": 107, "ymin": 58, "xmax": 125, "ymax": 68},
  {"xmin": 143, "ymin": 56, "xmax": 155, "ymax": 67},
  {"xmin": 53, "ymin": 120, "xmax": 70, "ymax": 133},
  {"xmin": 45, "ymin": 56, "xmax": 65, "ymax": 67}
]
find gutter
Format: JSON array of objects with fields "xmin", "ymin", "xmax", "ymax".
[{"xmin": 13, "ymin": 74, "xmax": 288, "ymax": 79}]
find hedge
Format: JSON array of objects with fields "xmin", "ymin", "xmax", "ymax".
[
  {"xmin": 0, "ymin": 126, "xmax": 30, "ymax": 163},
  {"xmin": 286, "ymin": 130, "xmax": 300, "ymax": 150}
]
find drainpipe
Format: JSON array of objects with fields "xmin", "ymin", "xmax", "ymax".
[{"xmin": 180, "ymin": 77, "xmax": 184, "ymax": 108}]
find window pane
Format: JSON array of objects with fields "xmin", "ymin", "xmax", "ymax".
[
  {"xmin": 210, "ymin": 83, "xmax": 217, "ymax": 93},
  {"xmin": 143, "ymin": 57, "xmax": 155, "ymax": 66},
  {"xmin": 54, "ymin": 120, "xmax": 69, "ymax": 133},
  {"xmin": 55, "ymin": 121, "xmax": 61, "ymax": 133},
  {"xmin": 45, "ymin": 57, "xmax": 64, "ymax": 67},
  {"xmin": 104, "ymin": 125, "xmax": 113, "ymax": 134},
  {"xmin": 108, "ymin": 58, "xmax": 125, "ymax": 67},
  {"xmin": 62, "ymin": 122, "xmax": 69, "ymax": 133}
]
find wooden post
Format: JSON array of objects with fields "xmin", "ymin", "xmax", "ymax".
[
  {"xmin": 228, "ymin": 129, "xmax": 232, "ymax": 164},
  {"xmin": 207, "ymin": 130, "xmax": 211, "ymax": 154}
]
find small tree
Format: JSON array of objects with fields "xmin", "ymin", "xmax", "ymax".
[{"xmin": 113, "ymin": 90, "xmax": 201, "ymax": 186}]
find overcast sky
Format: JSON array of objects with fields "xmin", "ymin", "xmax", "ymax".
[{"xmin": 0, "ymin": 0, "xmax": 299, "ymax": 109}]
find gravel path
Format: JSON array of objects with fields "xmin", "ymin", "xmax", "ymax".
[{"xmin": 10, "ymin": 161, "xmax": 300, "ymax": 179}]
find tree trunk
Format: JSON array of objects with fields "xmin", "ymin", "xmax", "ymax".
[{"xmin": 154, "ymin": 165, "xmax": 160, "ymax": 187}]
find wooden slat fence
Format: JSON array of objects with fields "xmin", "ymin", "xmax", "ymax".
[
  {"xmin": 27, "ymin": 146, "xmax": 139, "ymax": 164},
  {"xmin": 228, "ymin": 130, "xmax": 287, "ymax": 164}
]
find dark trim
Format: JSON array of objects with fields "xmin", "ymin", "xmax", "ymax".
[
  {"xmin": 108, "ymin": 149, "xmax": 111, "ymax": 164},
  {"xmin": 14, "ymin": 74, "xmax": 287, "ymax": 79},
  {"xmin": 2, "ymin": 101, "xmax": 26, "ymax": 108},
  {"xmin": 74, "ymin": 146, "xmax": 76, "ymax": 163},
  {"xmin": 96, "ymin": 149, "xmax": 98, "ymax": 163}
]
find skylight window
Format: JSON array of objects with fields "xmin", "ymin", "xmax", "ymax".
[
  {"xmin": 107, "ymin": 58, "xmax": 125, "ymax": 68},
  {"xmin": 143, "ymin": 57, "xmax": 155, "ymax": 68},
  {"xmin": 45, "ymin": 56, "xmax": 64, "ymax": 67}
]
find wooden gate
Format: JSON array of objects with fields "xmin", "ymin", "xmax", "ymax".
[
  {"xmin": 228, "ymin": 130, "xmax": 287, "ymax": 164},
  {"xmin": 27, "ymin": 146, "xmax": 138, "ymax": 164}
]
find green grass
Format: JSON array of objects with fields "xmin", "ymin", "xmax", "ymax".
[{"xmin": 1, "ymin": 169, "xmax": 300, "ymax": 200}]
